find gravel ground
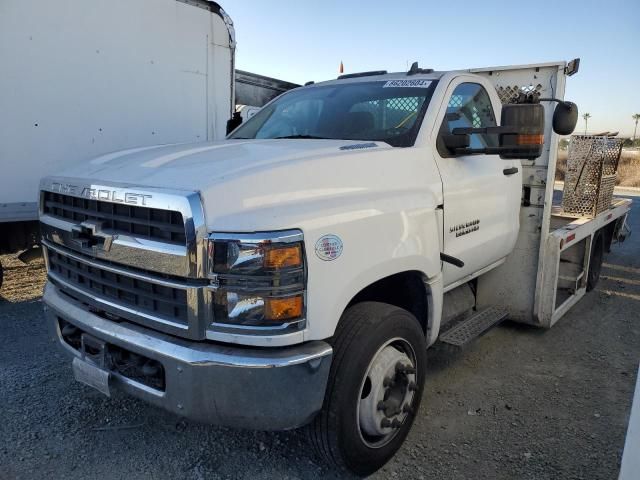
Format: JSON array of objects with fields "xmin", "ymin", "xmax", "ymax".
[{"xmin": 1, "ymin": 196, "xmax": 638, "ymax": 480}]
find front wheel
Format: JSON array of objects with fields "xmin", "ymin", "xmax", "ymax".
[{"xmin": 308, "ymin": 302, "xmax": 427, "ymax": 477}]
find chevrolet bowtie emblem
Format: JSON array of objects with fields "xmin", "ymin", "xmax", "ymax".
[{"xmin": 71, "ymin": 220, "xmax": 115, "ymax": 252}]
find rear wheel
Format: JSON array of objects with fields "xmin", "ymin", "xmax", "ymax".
[
  {"xmin": 587, "ymin": 230, "xmax": 604, "ymax": 291},
  {"xmin": 308, "ymin": 302, "xmax": 427, "ymax": 477}
]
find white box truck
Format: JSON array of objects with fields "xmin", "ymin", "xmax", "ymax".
[
  {"xmin": 38, "ymin": 59, "xmax": 631, "ymax": 476},
  {"xmin": 0, "ymin": 0, "xmax": 236, "ymax": 286}
]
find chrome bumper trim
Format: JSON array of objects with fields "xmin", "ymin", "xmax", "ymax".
[{"xmin": 44, "ymin": 283, "xmax": 332, "ymax": 430}]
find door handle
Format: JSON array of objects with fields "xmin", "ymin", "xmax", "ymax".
[{"xmin": 503, "ymin": 167, "xmax": 519, "ymax": 176}]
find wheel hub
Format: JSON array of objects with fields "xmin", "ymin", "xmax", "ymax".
[{"xmin": 359, "ymin": 344, "xmax": 417, "ymax": 440}]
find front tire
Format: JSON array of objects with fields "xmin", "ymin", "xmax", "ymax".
[{"xmin": 308, "ymin": 302, "xmax": 427, "ymax": 476}]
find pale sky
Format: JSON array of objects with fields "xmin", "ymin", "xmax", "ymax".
[{"xmin": 225, "ymin": 0, "xmax": 640, "ymax": 137}]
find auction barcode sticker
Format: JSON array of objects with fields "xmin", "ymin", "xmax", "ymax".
[{"xmin": 382, "ymin": 79, "xmax": 432, "ymax": 88}]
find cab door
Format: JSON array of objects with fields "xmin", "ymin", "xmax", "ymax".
[{"xmin": 432, "ymin": 79, "xmax": 521, "ymax": 288}]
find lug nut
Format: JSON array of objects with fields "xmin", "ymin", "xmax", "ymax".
[
  {"xmin": 396, "ymin": 363, "xmax": 417, "ymax": 375},
  {"xmin": 383, "ymin": 377, "xmax": 395, "ymax": 388},
  {"xmin": 381, "ymin": 418, "xmax": 392, "ymax": 428},
  {"xmin": 391, "ymin": 418, "xmax": 402, "ymax": 428}
]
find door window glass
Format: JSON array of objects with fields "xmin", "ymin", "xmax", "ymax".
[{"xmin": 438, "ymin": 83, "xmax": 498, "ymax": 154}]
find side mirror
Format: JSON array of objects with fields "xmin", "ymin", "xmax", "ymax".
[
  {"xmin": 552, "ymin": 101, "xmax": 578, "ymax": 135},
  {"xmin": 226, "ymin": 112, "xmax": 243, "ymax": 135},
  {"xmin": 499, "ymin": 103, "xmax": 545, "ymax": 160},
  {"xmin": 442, "ymin": 133, "xmax": 470, "ymax": 152}
]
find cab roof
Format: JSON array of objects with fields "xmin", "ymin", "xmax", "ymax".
[{"xmin": 309, "ymin": 70, "xmax": 446, "ymax": 88}]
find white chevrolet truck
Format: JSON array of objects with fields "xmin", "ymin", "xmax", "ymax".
[{"xmin": 40, "ymin": 59, "xmax": 632, "ymax": 476}]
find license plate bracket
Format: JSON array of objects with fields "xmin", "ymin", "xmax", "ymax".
[
  {"xmin": 72, "ymin": 333, "xmax": 111, "ymax": 397},
  {"xmin": 80, "ymin": 333, "xmax": 107, "ymax": 367}
]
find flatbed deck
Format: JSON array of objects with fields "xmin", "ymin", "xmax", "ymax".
[{"xmin": 536, "ymin": 196, "xmax": 632, "ymax": 327}]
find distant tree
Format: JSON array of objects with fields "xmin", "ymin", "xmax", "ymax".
[
  {"xmin": 582, "ymin": 112, "xmax": 591, "ymax": 135},
  {"xmin": 633, "ymin": 113, "xmax": 640, "ymax": 141}
]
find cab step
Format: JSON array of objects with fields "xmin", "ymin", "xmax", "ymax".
[{"xmin": 438, "ymin": 306, "xmax": 508, "ymax": 347}]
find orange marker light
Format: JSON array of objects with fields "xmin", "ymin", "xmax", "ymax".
[
  {"xmin": 517, "ymin": 134, "xmax": 544, "ymax": 145},
  {"xmin": 264, "ymin": 244, "xmax": 302, "ymax": 269},
  {"xmin": 265, "ymin": 296, "xmax": 303, "ymax": 321}
]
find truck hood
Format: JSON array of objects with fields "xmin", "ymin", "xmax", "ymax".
[{"xmin": 58, "ymin": 139, "xmax": 440, "ymax": 230}]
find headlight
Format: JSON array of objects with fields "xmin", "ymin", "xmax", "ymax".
[{"xmin": 207, "ymin": 230, "xmax": 306, "ymax": 334}]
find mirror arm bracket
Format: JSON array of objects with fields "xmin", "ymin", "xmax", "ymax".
[
  {"xmin": 538, "ymin": 98, "xmax": 576, "ymax": 111},
  {"xmin": 451, "ymin": 126, "xmax": 518, "ymax": 136},
  {"xmin": 454, "ymin": 147, "xmax": 506, "ymax": 155}
]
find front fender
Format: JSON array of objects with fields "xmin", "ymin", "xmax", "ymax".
[{"xmin": 303, "ymin": 205, "xmax": 442, "ymax": 342}]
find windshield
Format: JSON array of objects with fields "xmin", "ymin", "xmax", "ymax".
[{"xmin": 229, "ymin": 79, "xmax": 438, "ymax": 147}]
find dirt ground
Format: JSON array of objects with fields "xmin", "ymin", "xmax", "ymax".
[{"xmin": 1, "ymin": 194, "xmax": 638, "ymax": 480}]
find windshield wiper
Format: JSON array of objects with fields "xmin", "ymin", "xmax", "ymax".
[{"xmin": 273, "ymin": 134, "xmax": 331, "ymax": 140}]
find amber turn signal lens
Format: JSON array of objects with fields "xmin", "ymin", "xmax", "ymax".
[
  {"xmin": 517, "ymin": 134, "xmax": 544, "ymax": 145},
  {"xmin": 265, "ymin": 296, "xmax": 303, "ymax": 321},
  {"xmin": 264, "ymin": 244, "xmax": 302, "ymax": 269}
]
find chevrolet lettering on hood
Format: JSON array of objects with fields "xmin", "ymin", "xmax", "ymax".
[{"xmin": 50, "ymin": 182, "xmax": 152, "ymax": 206}]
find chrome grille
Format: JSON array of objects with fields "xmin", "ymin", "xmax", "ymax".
[
  {"xmin": 48, "ymin": 248, "xmax": 189, "ymax": 325},
  {"xmin": 40, "ymin": 178, "xmax": 208, "ymax": 338},
  {"xmin": 42, "ymin": 191, "xmax": 186, "ymax": 244}
]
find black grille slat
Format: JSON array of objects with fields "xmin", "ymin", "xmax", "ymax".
[
  {"xmin": 42, "ymin": 192, "xmax": 186, "ymax": 244},
  {"xmin": 44, "ymin": 199, "xmax": 184, "ymax": 233},
  {"xmin": 48, "ymin": 250, "xmax": 189, "ymax": 325},
  {"xmin": 51, "ymin": 258, "xmax": 186, "ymax": 309}
]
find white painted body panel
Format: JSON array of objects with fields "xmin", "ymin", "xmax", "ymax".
[
  {"xmin": 54, "ymin": 139, "xmax": 444, "ymax": 342},
  {"xmin": 0, "ymin": 0, "xmax": 233, "ymax": 221}
]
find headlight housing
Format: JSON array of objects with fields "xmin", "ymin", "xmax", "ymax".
[{"xmin": 207, "ymin": 230, "xmax": 306, "ymax": 334}]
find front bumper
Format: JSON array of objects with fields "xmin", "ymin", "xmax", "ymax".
[{"xmin": 43, "ymin": 282, "xmax": 332, "ymax": 430}]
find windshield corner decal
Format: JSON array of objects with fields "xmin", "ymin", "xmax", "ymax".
[
  {"xmin": 383, "ymin": 79, "xmax": 432, "ymax": 88},
  {"xmin": 315, "ymin": 235, "xmax": 343, "ymax": 261}
]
